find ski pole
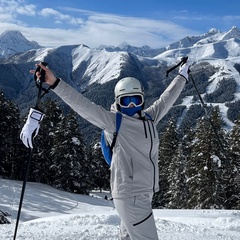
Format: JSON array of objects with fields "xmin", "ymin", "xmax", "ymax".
[
  {"xmin": 189, "ymin": 72, "xmax": 240, "ymax": 197},
  {"xmin": 34, "ymin": 62, "xmax": 48, "ymax": 109},
  {"xmin": 188, "ymin": 73, "xmax": 232, "ymax": 168},
  {"xmin": 13, "ymin": 62, "xmax": 47, "ymax": 240},
  {"xmin": 13, "ymin": 148, "xmax": 33, "ymax": 240},
  {"xmin": 166, "ymin": 56, "xmax": 188, "ymax": 77},
  {"xmin": 166, "ymin": 58, "xmax": 231, "ymax": 167}
]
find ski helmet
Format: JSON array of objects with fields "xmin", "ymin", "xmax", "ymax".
[
  {"xmin": 115, "ymin": 77, "xmax": 144, "ymax": 97},
  {"xmin": 114, "ymin": 77, "xmax": 144, "ymax": 109}
]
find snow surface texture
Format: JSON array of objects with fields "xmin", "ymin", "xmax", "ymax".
[{"xmin": 1, "ymin": 179, "xmax": 240, "ymax": 240}]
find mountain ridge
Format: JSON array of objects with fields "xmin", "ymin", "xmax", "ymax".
[{"xmin": 0, "ymin": 27, "xmax": 240, "ymax": 141}]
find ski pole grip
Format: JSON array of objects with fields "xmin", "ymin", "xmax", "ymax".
[
  {"xmin": 34, "ymin": 62, "xmax": 48, "ymax": 83},
  {"xmin": 181, "ymin": 56, "xmax": 188, "ymax": 65},
  {"xmin": 166, "ymin": 56, "xmax": 188, "ymax": 77}
]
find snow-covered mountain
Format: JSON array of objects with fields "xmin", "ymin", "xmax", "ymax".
[
  {"xmin": 155, "ymin": 26, "xmax": 240, "ymax": 61},
  {"xmin": 0, "ymin": 30, "xmax": 41, "ymax": 58},
  {"xmin": 97, "ymin": 41, "xmax": 164, "ymax": 57},
  {"xmin": 0, "ymin": 27, "xmax": 240, "ymax": 139}
]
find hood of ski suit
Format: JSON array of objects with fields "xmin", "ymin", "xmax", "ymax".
[{"xmin": 53, "ymin": 75, "xmax": 186, "ymax": 198}]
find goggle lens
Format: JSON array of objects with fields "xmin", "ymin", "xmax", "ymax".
[{"xmin": 120, "ymin": 95, "xmax": 143, "ymax": 107}]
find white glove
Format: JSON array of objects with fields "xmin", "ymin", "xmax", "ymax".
[
  {"xmin": 20, "ymin": 108, "xmax": 44, "ymax": 148},
  {"xmin": 179, "ymin": 62, "xmax": 190, "ymax": 81}
]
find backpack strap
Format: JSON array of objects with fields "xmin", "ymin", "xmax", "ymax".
[
  {"xmin": 110, "ymin": 112, "xmax": 122, "ymax": 152},
  {"xmin": 145, "ymin": 112, "xmax": 153, "ymax": 121}
]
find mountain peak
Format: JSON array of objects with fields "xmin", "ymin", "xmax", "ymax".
[
  {"xmin": 202, "ymin": 28, "xmax": 221, "ymax": 38},
  {"xmin": 221, "ymin": 26, "xmax": 240, "ymax": 40},
  {"xmin": 1, "ymin": 30, "xmax": 24, "ymax": 38},
  {"xmin": 0, "ymin": 30, "xmax": 41, "ymax": 58},
  {"xmin": 117, "ymin": 41, "xmax": 130, "ymax": 49}
]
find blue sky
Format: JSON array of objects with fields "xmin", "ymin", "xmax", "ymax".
[{"xmin": 0, "ymin": 0, "xmax": 239, "ymax": 48}]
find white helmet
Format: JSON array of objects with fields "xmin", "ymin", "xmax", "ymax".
[
  {"xmin": 115, "ymin": 77, "xmax": 144, "ymax": 97},
  {"xmin": 114, "ymin": 77, "xmax": 144, "ymax": 109}
]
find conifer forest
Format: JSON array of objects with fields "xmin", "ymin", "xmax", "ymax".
[{"xmin": 0, "ymin": 89, "xmax": 240, "ymax": 210}]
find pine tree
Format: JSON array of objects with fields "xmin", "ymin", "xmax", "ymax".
[
  {"xmin": 30, "ymin": 99, "xmax": 63, "ymax": 184},
  {"xmin": 89, "ymin": 140, "xmax": 111, "ymax": 192},
  {"xmin": 170, "ymin": 122, "xmax": 195, "ymax": 209},
  {"xmin": 208, "ymin": 106, "xmax": 228, "ymax": 208},
  {"xmin": 50, "ymin": 110, "xmax": 89, "ymax": 194},
  {"xmin": 225, "ymin": 117, "xmax": 240, "ymax": 209},
  {"xmin": 187, "ymin": 107, "xmax": 226, "ymax": 209},
  {"xmin": 7, "ymin": 101, "xmax": 26, "ymax": 180},
  {"xmin": 153, "ymin": 118, "xmax": 178, "ymax": 208},
  {"xmin": 167, "ymin": 146, "xmax": 186, "ymax": 209},
  {"xmin": 0, "ymin": 90, "xmax": 23, "ymax": 179}
]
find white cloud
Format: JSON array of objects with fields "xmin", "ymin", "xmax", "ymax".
[
  {"xmin": 223, "ymin": 15, "xmax": 240, "ymax": 21},
  {"xmin": 0, "ymin": 2, "xmax": 200, "ymax": 48},
  {"xmin": 39, "ymin": 8, "xmax": 84, "ymax": 25},
  {"xmin": 76, "ymin": 14, "xmax": 199, "ymax": 48},
  {"xmin": 40, "ymin": 8, "xmax": 59, "ymax": 17},
  {"xmin": 0, "ymin": 0, "xmax": 36, "ymax": 26},
  {"xmin": 16, "ymin": 4, "xmax": 36, "ymax": 16},
  {"xmin": 0, "ymin": 0, "xmax": 36, "ymax": 16},
  {"xmin": 0, "ymin": 12, "xmax": 14, "ymax": 22}
]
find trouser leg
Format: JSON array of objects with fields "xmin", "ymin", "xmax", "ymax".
[
  {"xmin": 119, "ymin": 220, "xmax": 131, "ymax": 240},
  {"xmin": 114, "ymin": 194, "xmax": 159, "ymax": 240}
]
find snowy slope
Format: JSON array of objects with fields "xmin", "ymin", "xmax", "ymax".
[
  {"xmin": 155, "ymin": 26, "xmax": 240, "ymax": 62},
  {"xmin": 153, "ymin": 27, "xmax": 240, "ymax": 130},
  {"xmin": 1, "ymin": 179, "xmax": 240, "ymax": 240},
  {"xmin": 31, "ymin": 44, "xmax": 126, "ymax": 85},
  {"xmin": 71, "ymin": 45, "xmax": 126, "ymax": 84}
]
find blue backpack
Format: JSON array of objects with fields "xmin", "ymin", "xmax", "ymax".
[{"xmin": 101, "ymin": 112, "xmax": 122, "ymax": 166}]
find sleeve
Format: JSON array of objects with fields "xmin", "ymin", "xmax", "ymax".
[
  {"xmin": 52, "ymin": 80, "xmax": 115, "ymax": 132},
  {"xmin": 145, "ymin": 75, "xmax": 186, "ymax": 124}
]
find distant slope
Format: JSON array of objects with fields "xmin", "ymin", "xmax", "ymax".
[{"xmin": 0, "ymin": 27, "xmax": 240, "ymax": 142}]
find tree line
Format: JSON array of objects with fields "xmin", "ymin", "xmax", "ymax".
[
  {"xmin": 0, "ymin": 89, "xmax": 240, "ymax": 209},
  {"xmin": 0, "ymin": 90, "xmax": 110, "ymax": 194}
]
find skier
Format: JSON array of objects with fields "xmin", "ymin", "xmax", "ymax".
[{"xmin": 20, "ymin": 60, "xmax": 190, "ymax": 239}]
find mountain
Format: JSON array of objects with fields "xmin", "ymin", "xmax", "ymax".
[
  {"xmin": 97, "ymin": 42, "xmax": 165, "ymax": 57},
  {"xmin": 0, "ymin": 30, "xmax": 41, "ymax": 58},
  {"xmin": 0, "ymin": 27, "xmax": 240, "ymax": 142},
  {"xmin": 157, "ymin": 26, "xmax": 240, "ymax": 60},
  {"xmin": 165, "ymin": 28, "xmax": 222, "ymax": 51},
  {"xmin": 221, "ymin": 26, "xmax": 240, "ymax": 41}
]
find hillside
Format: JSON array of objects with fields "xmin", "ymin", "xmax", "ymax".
[{"xmin": 0, "ymin": 27, "xmax": 240, "ymax": 141}]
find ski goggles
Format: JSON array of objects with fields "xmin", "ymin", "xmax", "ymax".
[{"xmin": 118, "ymin": 94, "xmax": 144, "ymax": 108}]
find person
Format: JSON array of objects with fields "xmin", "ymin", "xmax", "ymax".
[{"xmin": 20, "ymin": 59, "xmax": 190, "ymax": 239}]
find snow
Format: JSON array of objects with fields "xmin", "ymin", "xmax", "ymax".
[
  {"xmin": 1, "ymin": 179, "xmax": 240, "ymax": 239},
  {"xmin": 34, "ymin": 48, "xmax": 53, "ymax": 62},
  {"xmin": 71, "ymin": 45, "xmax": 123, "ymax": 84},
  {"xmin": 211, "ymin": 155, "xmax": 221, "ymax": 167},
  {"xmin": 176, "ymin": 96, "xmax": 193, "ymax": 128}
]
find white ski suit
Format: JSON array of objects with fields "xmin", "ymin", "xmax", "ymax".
[{"xmin": 52, "ymin": 74, "xmax": 186, "ymax": 239}]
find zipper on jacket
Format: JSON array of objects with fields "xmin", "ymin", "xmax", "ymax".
[
  {"xmin": 142, "ymin": 120, "xmax": 148, "ymax": 138},
  {"xmin": 147, "ymin": 120, "xmax": 156, "ymax": 193},
  {"xmin": 149, "ymin": 120, "xmax": 156, "ymax": 138}
]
